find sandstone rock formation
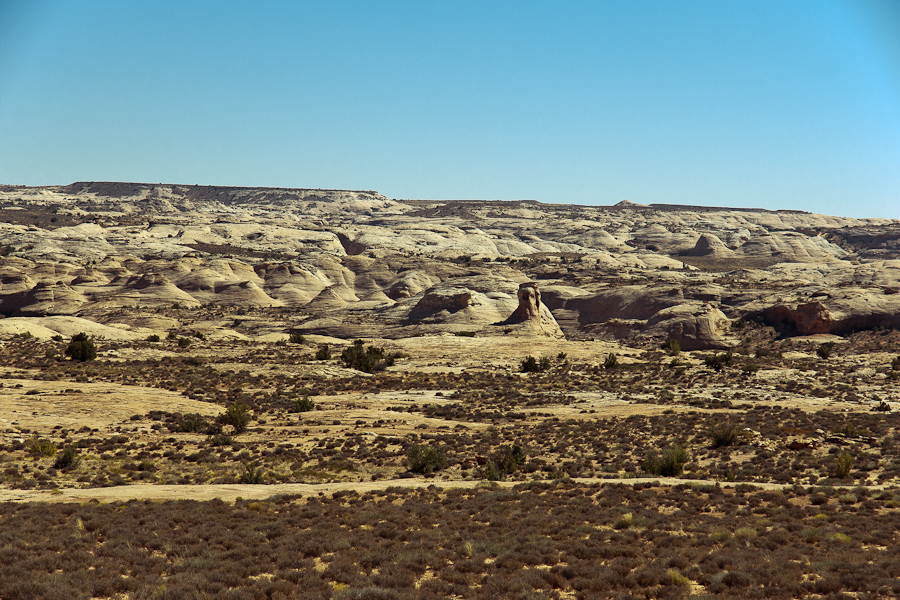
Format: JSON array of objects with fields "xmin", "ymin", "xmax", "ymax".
[
  {"xmin": 763, "ymin": 302, "xmax": 833, "ymax": 335},
  {"xmin": 501, "ymin": 282, "xmax": 565, "ymax": 338},
  {"xmin": 682, "ymin": 233, "xmax": 733, "ymax": 258},
  {"xmin": 0, "ymin": 181, "xmax": 897, "ymax": 348},
  {"xmin": 645, "ymin": 303, "xmax": 738, "ymax": 350}
]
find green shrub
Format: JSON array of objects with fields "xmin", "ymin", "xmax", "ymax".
[
  {"xmin": 485, "ymin": 444, "xmax": 526, "ymax": 480},
  {"xmin": 292, "ymin": 395, "xmax": 315, "ymax": 413},
  {"xmin": 240, "ymin": 463, "xmax": 264, "ymax": 484},
  {"xmin": 406, "ymin": 444, "xmax": 448, "ymax": 474},
  {"xmin": 52, "ymin": 446, "xmax": 79, "ymax": 470},
  {"xmin": 816, "ymin": 342, "xmax": 835, "ymax": 359},
  {"xmin": 661, "ymin": 339, "xmax": 681, "ymax": 356},
  {"xmin": 613, "ymin": 512, "xmax": 634, "ymax": 530},
  {"xmin": 315, "ymin": 344, "xmax": 331, "ymax": 360},
  {"xmin": 26, "ymin": 435, "xmax": 57, "ymax": 457},
  {"xmin": 666, "ymin": 569, "xmax": 690, "ymax": 587},
  {"xmin": 341, "ymin": 340, "xmax": 392, "ymax": 373},
  {"xmin": 520, "ymin": 356, "xmax": 551, "ymax": 373},
  {"xmin": 892, "ymin": 355, "xmax": 900, "ymax": 370},
  {"xmin": 834, "ymin": 451, "xmax": 853, "ymax": 478},
  {"xmin": 642, "ymin": 446, "xmax": 688, "ymax": 477},
  {"xmin": 603, "ymin": 353, "xmax": 618, "ymax": 370},
  {"xmin": 146, "ymin": 334, "xmax": 161, "ymax": 342},
  {"xmin": 208, "ymin": 433, "xmax": 233, "ymax": 447},
  {"xmin": 64, "ymin": 333, "xmax": 96, "ymax": 362},
  {"xmin": 704, "ymin": 351, "xmax": 733, "ymax": 371},
  {"xmin": 177, "ymin": 337, "xmax": 192, "ymax": 348},
  {"xmin": 709, "ymin": 421, "xmax": 742, "ymax": 448},
  {"xmin": 221, "ymin": 403, "xmax": 251, "ymax": 434},
  {"xmin": 180, "ymin": 413, "xmax": 208, "ymax": 433},
  {"xmin": 289, "ymin": 332, "xmax": 305, "ymax": 344},
  {"xmin": 741, "ymin": 362, "xmax": 760, "ymax": 374}
]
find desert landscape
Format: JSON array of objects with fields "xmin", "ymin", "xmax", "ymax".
[{"xmin": 1, "ymin": 182, "xmax": 899, "ymax": 599}]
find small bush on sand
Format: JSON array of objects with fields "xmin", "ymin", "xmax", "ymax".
[
  {"xmin": 834, "ymin": 451, "xmax": 853, "ymax": 478},
  {"xmin": 521, "ymin": 356, "xmax": 551, "ymax": 373},
  {"xmin": 180, "ymin": 413, "xmax": 208, "ymax": 433}
]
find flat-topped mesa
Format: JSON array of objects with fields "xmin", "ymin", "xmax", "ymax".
[{"xmin": 502, "ymin": 282, "xmax": 565, "ymax": 338}]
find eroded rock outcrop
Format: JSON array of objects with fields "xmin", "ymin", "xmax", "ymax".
[
  {"xmin": 645, "ymin": 303, "xmax": 737, "ymax": 350},
  {"xmin": 764, "ymin": 301, "xmax": 833, "ymax": 335},
  {"xmin": 501, "ymin": 282, "xmax": 564, "ymax": 338}
]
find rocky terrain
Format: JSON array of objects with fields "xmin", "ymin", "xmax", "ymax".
[
  {"xmin": 1, "ymin": 182, "xmax": 899, "ymax": 599},
  {"xmin": 1, "ymin": 181, "xmax": 898, "ymax": 349}
]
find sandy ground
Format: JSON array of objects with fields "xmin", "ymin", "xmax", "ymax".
[
  {"xmin": 0, "ymin": 476, "xmax": 816, "ymax": 504},
  {"xmin": 0, "ymin": 370, "xmax": 222, "ymax": 438}
]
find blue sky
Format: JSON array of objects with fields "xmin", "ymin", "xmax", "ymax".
[{"xmin": 1, "ymin": 1, "xmax": 898, "ymax": 218}]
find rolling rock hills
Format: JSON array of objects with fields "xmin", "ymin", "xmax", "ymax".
[{"xmin": 0, "ymin": 181, "xmax": 898, "ymax": 349}]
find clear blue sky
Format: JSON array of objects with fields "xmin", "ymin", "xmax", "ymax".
[{"xmin": 1, "ymin": 1, "xmax": 898, "ymax": 218}]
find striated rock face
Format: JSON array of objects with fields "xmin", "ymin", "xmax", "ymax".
[{"xmin": 502, "ymin": 282, "xmax": 565, "ymax": 338}]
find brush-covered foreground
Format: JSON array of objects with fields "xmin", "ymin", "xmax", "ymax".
[
  {"xmin": 1, "ymin": 321, "xmax": 899, "ymax": 599},
  {"xmin": 3, "ymin": 482, "xmax": 900, "ymax": 599}
]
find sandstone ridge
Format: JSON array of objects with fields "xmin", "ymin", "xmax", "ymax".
[{"xmin": 0, "ymin": 182, "xmax": 898, "ymax": 348}]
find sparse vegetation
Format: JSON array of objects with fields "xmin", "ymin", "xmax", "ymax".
[{"xmin": 3, "ymin": 180, "xmax": 900, "ymax": 599}]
